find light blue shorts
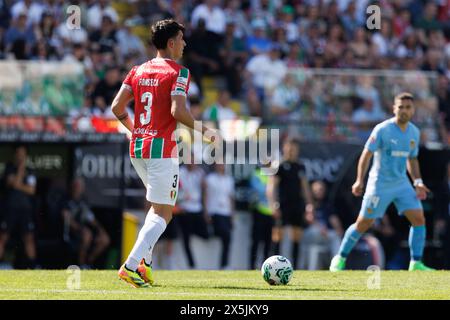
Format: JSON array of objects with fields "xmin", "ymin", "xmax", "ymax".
[{"xmin": 360, "ymin": 181, "xmax": 422, "ymax": 219}]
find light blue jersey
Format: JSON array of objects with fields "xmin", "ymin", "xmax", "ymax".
[
  {"xmin": 365, "ymin": 118, "xmax": 420, "ymax": 189},
  {"xmin": 360, "ymin": 118, "xmax": 422, "ymax": 219}
]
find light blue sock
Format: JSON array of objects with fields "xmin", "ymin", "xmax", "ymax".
[
  {"xmin": 338, "ymin": 223, "xmax": 362, "ymax": 258},
  {"xmin": 409, "ymin": 225, "xmax": 426, "ymax": 261}
]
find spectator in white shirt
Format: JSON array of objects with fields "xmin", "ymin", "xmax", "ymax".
[
  {"xmin": 204, "ymin": 164, "xmax": 235, "ymax": 269},
  {"xmin": 56, "ymin": 20, "xmax": 88, "ymax": 47},
  {"xmin": 371, "ymin": 19, "xmax": 395, "ymax": 57},
  {"xmin": 245, "ymin": 44, "xmax": 288, "ymax": 100},
  {"xmin": 191, "ymin": 0, "xmax": 226, "ymax": 35},
  {"xmin": 115, "ymin": 19, "xmax": 147, "ymax": 63},
  {"xmin": 270, "ymin": 73, "xmax": 301, "ymax": 121},
  {"xmin": 203, "ymin": 90, "xmax": 237, "ymax": 122}
]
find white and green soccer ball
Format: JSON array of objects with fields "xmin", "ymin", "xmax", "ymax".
[{"xmin": 261, "ymin": 255, "xmax": 293, "ymax": 285}]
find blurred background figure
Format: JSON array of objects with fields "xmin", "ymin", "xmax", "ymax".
[
  {"xmin": 177, "ymin": 163, "xmax": 209, "ymax": 269},
  {"xmin": 203, "ymin": 90, "xmax": 237, "ymax": 122},
  {"xmin": 268, "ymin": 137, "xmax": 313, "ymax": 269},
  {"xmin": 434, "ymin": 161, "xmax": 450, "ymax": 268},
  {"xmin": 0, "ymin": 145, "xmax": 37, "ymax": 269},
  {"xmin": 204, "ymin": 164, "xmax": 235, "ymax": 269},
  {"xmin": 248, "ymin": 162, "xmax": 274, "ymax": 270},
  {"xmin": 301, "ymin": 180, "xmax": 343, "ymax": 270},
  {"xmin": 62, "ymin": 177, "xmax": 110, "ymax": 269}
]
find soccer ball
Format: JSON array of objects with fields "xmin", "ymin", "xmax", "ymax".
[{"xmin": 261, "ymin": 255, "xmax": 293, "ymax": 285}]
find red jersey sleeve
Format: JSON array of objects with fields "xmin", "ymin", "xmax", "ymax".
[
  {"xmin": 170, "ymin": 67, "xmax": 191, "ymax": 97},
  {"xmin": 122, "ymin": 66, "xmax": 138, "ymax": 93}
]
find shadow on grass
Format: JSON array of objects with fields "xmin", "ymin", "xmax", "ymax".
[{"xmin": 163, "ymin": 284, "xmax": 360, "ymax": 293}]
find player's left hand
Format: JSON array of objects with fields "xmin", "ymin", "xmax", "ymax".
[{"xmin": 415, "ymin": 184, "xmax": 430, "ymax": 200}]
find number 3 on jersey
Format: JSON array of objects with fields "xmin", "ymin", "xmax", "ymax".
[{"xmin": 140, "ymin": 92, "xmax": 153, "ymax": 125}]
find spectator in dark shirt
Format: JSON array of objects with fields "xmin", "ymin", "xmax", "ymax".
[
  {"xmin": 62, "ymin": 177, "xmax": 110, "ymax": 269},
  {"xmin": 91, "ymin": 65, "xmax": 122, "ymax": 116},
  {"xmin": 218, "ymin": 21, "xmax": 248, "ymax": 98},
  {"xmin": 184, "ymin": 18, "xmax": 222, "ymax": 95},
  {"xmin": 88, "ymin": 15, "xmax": 118, "ymax": 55},
  {"xmin": 0, "ymin": 145, "xmax": 37, "ymax": 269}
]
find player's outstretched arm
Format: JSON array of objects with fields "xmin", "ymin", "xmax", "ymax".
[
  {"xmin": 111, "ymin": 86, "xmax": 135, "ymax": 137},
  {"xmin": 352, "ymin": 148, "xmax": 373, "ymax": 197},
  {"xmin": 407, "ymin": 157, "xmax": 430, "ymax": 200}
]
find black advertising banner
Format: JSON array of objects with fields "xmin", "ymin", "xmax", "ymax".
[
  {"xmin": 0, "ymin": 144, "xmax": 69, "ymax": 178},
  {"xmin": 73, "ymin": 143, "xmax": 146, "ymax": 209},
  {"xmin": 299, "ymin": 142, "xmax": 363, "ymax": 226}
]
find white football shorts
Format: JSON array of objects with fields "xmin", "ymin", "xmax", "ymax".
[{"xmin": 130, "ymin": 157, "xmax": 179, "ymax": 206}]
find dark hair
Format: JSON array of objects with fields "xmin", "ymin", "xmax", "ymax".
[
  {"xmin": 150, "ymin": 19, "xmax": 185, "ymax": 50},
  {"xmin": 395, "ymin": 92, "xmax": 414, "ymax": 101}
]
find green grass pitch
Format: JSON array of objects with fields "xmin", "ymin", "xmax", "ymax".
[{"xmin": 0, "ymin": 270, "xmax": 449, "ymax": 300}]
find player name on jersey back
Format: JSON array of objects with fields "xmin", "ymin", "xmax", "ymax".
[{"xmin": 138, "ymin": 78, "xmax": 160, "ymax": 87}]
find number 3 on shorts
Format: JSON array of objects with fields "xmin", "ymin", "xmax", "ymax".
[
  {"xmin": 172, "ymin": 174, "xmax": 178, "ymax": 188},
  {"xmin": 140, "ymin": 92, "xmax": 153, "ymax": 125}
]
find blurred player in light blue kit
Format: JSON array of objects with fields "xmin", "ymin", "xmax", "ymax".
[{"xmin": 330, "ymin": 92, "xmax": 435, "ymax": 271}]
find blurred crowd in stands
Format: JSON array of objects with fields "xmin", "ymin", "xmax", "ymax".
[{"xmin": 0, "ymin": 0, "xmax": 449, "ymax": 144}]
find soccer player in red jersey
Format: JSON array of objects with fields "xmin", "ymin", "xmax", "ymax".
[{"xmin": 111, "ymin": 19, "xmax": 215, "ymax": 287}]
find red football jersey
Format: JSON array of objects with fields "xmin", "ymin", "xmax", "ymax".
[{"xmin": 122, "ymin": 58, "xmax": 191, "ymax": 159}]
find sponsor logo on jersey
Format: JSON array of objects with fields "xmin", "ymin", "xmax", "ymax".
[
  {"xmin": 391, "ymin": 150, "xmax": 410, "ymax": 157},
  {"xmin": 410, "ymin": 139, "xmax": 415, "ymax": 150},
  {"xmin": 133, "ymin": 128, "xmax": 158, "ymax": 136},
  {"xmin": 367, "ymin": 208, "xmax": 373, "ymax": 214}
]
